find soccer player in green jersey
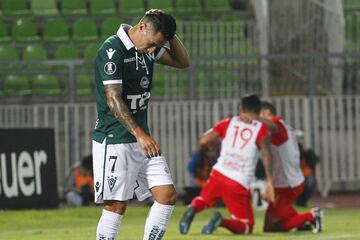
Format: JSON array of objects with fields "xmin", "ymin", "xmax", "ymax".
[{"xmin": 92, "ymin": 9, "xmax": 190, "ymax": 240}]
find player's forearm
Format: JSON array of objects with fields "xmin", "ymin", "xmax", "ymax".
[
  {"xmin": 105, "ymin": 85, "xmax": 140, "ymax": 136},
  {"xmin": 198, "ymin": 130, "xmax": 220, "ymax": 151},
  {"xmin": 168, "ymin": 35, "xmax": 190, "ymax": 68},
  {"xmin": 261, "ymin": 155, "xmax": 273, "ymax": 183},
  {"xmin": 260, "ymin": 138, "xmax": 273, "ymax": 182},
  {"xmin": 259, "ymin": 118, "xmax": 278, "ymax": 134}
]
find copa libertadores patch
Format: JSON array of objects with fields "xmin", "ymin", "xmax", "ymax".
[{"xmin": 104, "ymin": 62, "xmax": 116, "ymax": 75}]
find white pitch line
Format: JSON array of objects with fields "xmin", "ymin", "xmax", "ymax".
[{"xmin": 294, "ymin": 233, "xmax": 360, "ymax": 240}]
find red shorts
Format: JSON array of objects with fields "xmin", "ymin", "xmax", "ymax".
[
  {"xmin": 200, "ymin": 170, "xmax": 254, "ymax": 225},
  {"xmin": 266, "ymin": 183, "xmax": 304, "ymax": 221}
]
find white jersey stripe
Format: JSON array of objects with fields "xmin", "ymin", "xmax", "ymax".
[
  {"xmin": 155, "ymin": 47, "xmax": 166, "ymax": 60},
  {"xmin": 103, "ymin": 79, "xmax": 122, "ymax": 85}
]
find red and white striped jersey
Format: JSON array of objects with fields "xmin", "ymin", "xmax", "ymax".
[
  {"xmin": 212, "ymin": 116, "xmax": 268, "ymax": 189},
  {"xmin": 270, "ymin": 117, "xmax": 304, "ymax": 188}
]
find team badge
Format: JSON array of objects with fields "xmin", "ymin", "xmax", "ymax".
[
  {"xmin": 140, "ymin": 76, "xmax": 149, "ymax": 89},
  {"xmin": 107, "ymin": 175, "xmax": 117, "ymax": 192},
  {"xmin": 104, "ymin": 62, "xmax": 116, "ymax": 75}
]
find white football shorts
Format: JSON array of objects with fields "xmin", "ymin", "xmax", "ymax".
[{"xmin": 92, "ymin": 139, "xmax": 174, "ymax": 203}]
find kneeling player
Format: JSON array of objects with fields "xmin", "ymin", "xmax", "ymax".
[
  {"xmin": 179, "ymin": 95, "xmax": 275, "ymax": 235},
  {"xmin": 259, "ymin": 101, "xmax": 323, "ymax": 233}
]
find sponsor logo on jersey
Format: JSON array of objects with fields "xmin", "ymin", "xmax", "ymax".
[
  {"xmin": 104, "ymin": 62, "xmax": 116, "ymax": 75},
  {"xmin": 124, "ymin": 57, "xmax": 136, "ymax": 63},
  {"xmin": 127, "ymin": 92, "xmax": 151, "ymax": 110},
  {"xmin": 106, "ymin": 48, "xmax": 116, "ymax": 59},
  {"xmin": 140, "ymin": 76, "xmax": 149, "ymax": 89}
]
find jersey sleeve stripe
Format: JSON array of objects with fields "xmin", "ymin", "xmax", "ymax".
[
  {"xmin": 155, "ymin": 47, "xmax": 166, "ymax": 60},
  {"xmin": 213, "ymin": 117, "xmax": 232, "ymax": 139},
  {"xmin": 102, "ymin": 80, "xmax": 122, "ymax": 85}
]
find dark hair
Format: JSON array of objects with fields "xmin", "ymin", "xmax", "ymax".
[
  {"xmin": 261, "ymin": 101, "xmax": 277, "ymax": 115},
  {"xmin": 141, "ymin": 9, "xmax": 176, "ymax": 40},
  {"xmin": 241, "ymin": 94, "xmax": 261, "ymax": 114}
]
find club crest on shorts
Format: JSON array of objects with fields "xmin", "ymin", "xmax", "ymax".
[
  {"xmin": 107, "ymin": 175, "xmax": 117, "ymax": 192},
  {"xmin": 104, "ymin": 62, "xmax": 116, "ymax": 75}
]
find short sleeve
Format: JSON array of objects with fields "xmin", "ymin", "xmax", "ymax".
[
  {"xmin": 271, "ymin": 117, "xmax": 289, "ymax": 146},
  {"xmin": 255, "ymin": 124, "xmax": 269, "ymax": 148},
  {"xmin": 96, "ymin": 46, "xmax": 123, "ymax": 85},
  {"xmin": 155, "ymin": 47, "xmax": 166, "ymax": 61},
  {"xmin": 213, "ymin": 118, "xmax": 231, "ymax": 139}
]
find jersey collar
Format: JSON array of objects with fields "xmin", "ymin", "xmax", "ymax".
[{"xmin": 117, "ymin": 24, "xmax": 135, "ymax": 50}]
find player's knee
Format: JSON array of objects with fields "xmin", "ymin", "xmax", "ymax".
[
  {"xmin": 163, "ymin": 189, "xmax": 177, "ymax": 205},
  {"xmin": 104, "ymin": 200, "xmax": 127, "ymax": 215},
  {"xmin": 152, "ymin": 185, "xmax": 177, "ymax": 205}
]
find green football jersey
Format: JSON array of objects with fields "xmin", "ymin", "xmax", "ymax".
[{"xmin": 92, "ymin": 24, "xmax": 165, "ymax": 144}]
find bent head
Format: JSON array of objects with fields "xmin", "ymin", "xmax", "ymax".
[
  {"xmin": 132, "ymin": 9, "xmax": 176, "ymax": 54},
  {"xmin": 240, "ymin": 94, "xmax": 261, "ymax": 119},
  {"xmin": 260, "ymin": 101, "xmax": 276, "ymax": 120}
]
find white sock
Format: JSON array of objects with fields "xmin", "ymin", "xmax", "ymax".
[
  {"xmin": 96, "ymin": 209, "xmax": 123, "ymax": 240},
  {"xmin": 143, "ymin": 201, "xmax": 175, "ymax": 240}
]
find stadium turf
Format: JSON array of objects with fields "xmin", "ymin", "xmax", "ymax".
[{"xmin": 0, "ymin": 206, "xmax": 359, "ymax": 239}]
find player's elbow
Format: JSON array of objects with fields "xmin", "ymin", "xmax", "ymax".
[
  {"xmin": 175, "ymin": 58, "xmax": 190, "ymax": 69},
  {"xmin": 106, "ymin": 96, "xmax": 116, "ymax": 112},
  {"xmin": 198, "ymin": 137, "xmax": 208, "ymax": 149},
  {"xmin": 179, "ymin": 60, "xmax": 190, "ymax": 69}
]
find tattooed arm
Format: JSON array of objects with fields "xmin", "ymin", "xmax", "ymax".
[
  {"xmin": 259, "ymin": 136, "xmax": 275, "ymax": 203},
  {"xmin": 105, "ymin": 84, "xmax": 160, "ymax": 157}
]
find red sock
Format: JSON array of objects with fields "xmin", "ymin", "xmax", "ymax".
[
  {"xmin": 222, "ymin": 218, "xmax": 253, "ymax": 234},
  {"xmin": 281, "ymin": 212, "xmax": 314, "ymax": 230},
  {"xmin": 191, "ymin": 196, "xmax": 207, "ymax": 213}
]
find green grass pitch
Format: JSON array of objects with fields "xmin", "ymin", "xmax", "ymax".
[{"xmin": 0, "ymin": 206, "xmax": 360, "ymax": 239}]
